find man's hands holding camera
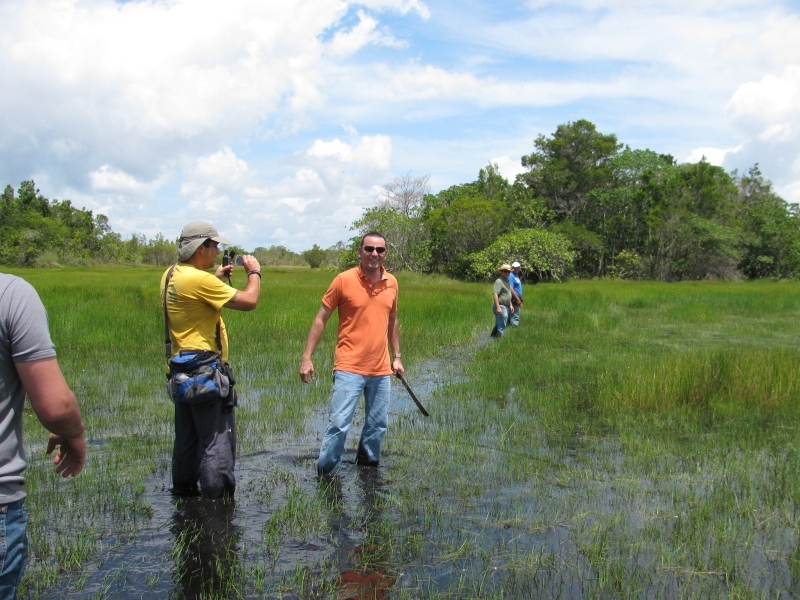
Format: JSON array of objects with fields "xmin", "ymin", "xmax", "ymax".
[{"xmin": 216, "ymin": 251, "xmax": 261, "ymax": 283}]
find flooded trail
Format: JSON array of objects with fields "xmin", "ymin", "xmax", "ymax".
[
  {"xmin": 43, "ymin": 349, "xmax": 461, "ymax": 599},
  {"xmin": 45, "ymin": 332, "xmax": 778, "ymax": 599}
]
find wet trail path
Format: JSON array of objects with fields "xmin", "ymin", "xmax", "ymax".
[{"xmin": 42, "ymin": 331, "xmax": 793, "ymax": 599}]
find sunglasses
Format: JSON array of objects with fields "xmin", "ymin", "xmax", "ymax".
[
  {"xmin": 500, "ymin": 269, "xmax": 510, "ymax": 273},
  {"xmin": 362, "ymin": 246, "xmax": 387, "ymax": 254}
]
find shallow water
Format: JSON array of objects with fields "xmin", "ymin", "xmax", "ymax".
[
  {"xmin": 37, "ymin": 336, "xmax": 800, "ymax": 599},
  {"xmin": 41, "ymin": 353, "xmax": 453, "ymax": 599}
]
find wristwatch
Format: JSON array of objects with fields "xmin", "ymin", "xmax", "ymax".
[{"xmin": 393, "ymin": 353, "xmax": 402, "ymax": 359}]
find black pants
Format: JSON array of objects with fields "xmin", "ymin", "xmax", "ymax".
[{"xmin": 172, "ymin": 400, "xmax": 236, "ymax": 499}]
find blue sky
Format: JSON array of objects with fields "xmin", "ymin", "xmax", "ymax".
[{"xmin": 1, "ymin": 0, "xmax": 799, "ymax": 251}]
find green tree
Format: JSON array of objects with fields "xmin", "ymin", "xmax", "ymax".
[
  {"xmin": 302, "ymin": 244, "xmax": 326, "ymax": 268},
  {"xmin": 252, "ymin": 245, "xmax": 304, "ymax": 266},
  {"xmin": 351, "ymin": 173, "xmax": 431, "ymax": 272},
  {"xmin": 425, "ymin": 191, "xmax": 508, "ymax": 277},
  {"xmin": 142, "ymin": 234, "xmax": 178, "ymax": 265},
  {"xmin": 476, "ymin": 162, "xmax": 509, "ymax": 200},
  {"xmin": 502, "ymin": 181, "xmax": 550, "ymax": 230},
  {"xmin": 582, "ymin": 149, "xmax": 674, "ymax": 276},
  {"xmin": 639, "ymin": 161, "xmax": 741, "ymax": 280},
  {"xmin": 519, "ymin": 119, "xmax": 622, "ymax": 222},
  {"xmin": 735, "ymin": 165, "xmax": 800, "ymax": 278}
]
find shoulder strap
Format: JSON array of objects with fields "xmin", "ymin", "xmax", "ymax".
[{"xmin": 163, "ymin": 263, "xmax": 178, "ymax": 359}]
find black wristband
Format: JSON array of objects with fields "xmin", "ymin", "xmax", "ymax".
[{"xmin": 247, "ymin": 270, "xmax": 261, "ymax": 279}]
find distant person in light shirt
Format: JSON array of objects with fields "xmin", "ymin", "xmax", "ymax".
[
  {"xmin": 491, "ymin": 263, "xmax": 515, "ymax": 337},
  {"xmin": 508, "ymin": 261, "xmax": 523, "ymax": 327}
]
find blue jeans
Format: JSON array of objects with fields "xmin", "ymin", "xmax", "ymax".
[
  {"xmin": 318, "ymin": 371, "xmax": 391, "ymax": 477},
  {"xmin": 491, "ymin": 305, "xmax": 509, "ymax": 337},
  {"xmin": 509, "ymin": 303, "xmax": 521, "ymax": 327},
  {"xmin": 0, "ymin": 499, "xmax": 27, "ymax": 598}
]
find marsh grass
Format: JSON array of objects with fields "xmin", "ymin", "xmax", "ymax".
[
  {"xmin": 7, "ymin": 266, "xmax": 486, "ymax": 598},
  {"xmin": 6, "ymin": 269, "xmax": 800, "ymax": 598},
  {"xmin": 384, "ymin": 279, "xmax": 800, "ymax": 598}
]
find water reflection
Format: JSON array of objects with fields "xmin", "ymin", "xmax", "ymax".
[
  {"xmin": 319, "ymin": 467, "xmax": 395, "ymax": 599},
  {"xmin": 170, "ymin": 497, "xmax": 240, "ymax": 599}
]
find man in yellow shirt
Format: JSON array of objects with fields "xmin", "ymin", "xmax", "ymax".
[{"xmin": 161, "ymin": 222, "xmax": 261, "ymax": 499}]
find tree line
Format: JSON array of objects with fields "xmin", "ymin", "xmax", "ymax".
[
  {"xmin": 348, "ymin": 120, "xmax": 800, "ymax": 281},
  {"xmin": 3, "ymin": 119, "xmax": 798, "ymax": 280},
  {"xmin": 0, "ymin": 182, "xmax": 341, "ymax": 268}
]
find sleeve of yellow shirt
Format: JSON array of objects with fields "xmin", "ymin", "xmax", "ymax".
[{"xmin": 194, "ymin": 271, "xmax": 238, "ymax": 309}]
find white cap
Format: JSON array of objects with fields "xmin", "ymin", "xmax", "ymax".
[{"xmin": 511, "ymin": 261, "xmax": 521, "ymax": 268}]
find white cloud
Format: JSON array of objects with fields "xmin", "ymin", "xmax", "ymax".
[
  {"xmin": 360, "ymin": 0, "xmax": 431, "ymax": 19},
  {"xmin": 777, "ymin": 179, "xmax": 800, "ymax": 204},
  {"xmin": 190, "ymin": 134, "xmax": 395, "ymax": 249},
  {"xmin": 685, "ymin": 145, "xmax": 742, "ymax": 166},
  {"xmin": 722, "ymin": 65, "xmax": 800, "ymax": 197},
  {"xmin": 353, "ymin": 135, "xmax": 392, "ymax": 170},
  {"xmin": 328, "ymin": 10, "xmax": 406, "ymax": 57},
  {"xmin": 491, "ymin": 156, "xmax": 527, "ymax": 182},
  {"xmin": 366, "ymin": 63, "xmax": 634, "ymax": 108},
  {"xmin": 179, "ymin": 148, "xmax": 253, "ymax": 206},
  {"xmin": 726, "ymin": 67, "xmax": 800, "ymax": 131},
  {"xmin": 89, "ymin": 165, "xmax": 165, "ymax": 194},
  {"xmin": 281, "ymin": 197, "xmax": 318, "ymax": 212},
  {"xmin": 189, "ymin": 148, "xmax": 251, "ymax": 187},
  {"xmin": 307, "ymin": 138, "xmax": 355, "ymax": 162},
  {"xmin": 307, "ymin": 135, "xmax": 392, "ymax": 171},
  {"xmin": 0, "ymin": 0, "xmax": 370, "ymax": 184}
]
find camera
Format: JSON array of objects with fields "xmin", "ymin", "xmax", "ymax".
[{"xmin": 222, "ymin": 250, "xmax": 243, "ymax": 267}]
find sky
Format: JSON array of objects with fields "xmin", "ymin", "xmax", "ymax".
[{"xmin": 1, "ymin": 0, "xmax": 799, "ymax": 252}]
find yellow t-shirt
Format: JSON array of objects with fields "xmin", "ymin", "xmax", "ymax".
[{"xmin": 161, "ymin": 264, "xmax": 237, "ymax": 362}]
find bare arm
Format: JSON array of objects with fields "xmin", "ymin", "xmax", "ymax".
[
  {"xmin": 388, "ymin": 311, "xmax": 404, "ymax": 376},
  {"xmin": 224, "ymin": 255, "xmax": 262, "ymax": 311},
  {"xmin": 15, "ymin": 357, "xmax": 86, "ymax": 477},
  {"xmin": 493, "ymin": 292, "xmax": 502, "ymax": 313},
  {"xmin": 299, "ymin": 304, "xmax": 334, "ymax": 383}
]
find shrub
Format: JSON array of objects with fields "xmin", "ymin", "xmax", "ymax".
[{"xmin": 464, "ymin": 228, "xmax": 577, "ymax": 282}]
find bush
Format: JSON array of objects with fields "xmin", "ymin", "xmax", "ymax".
[
  {"xmin": 464, "ymin": 229, "xmax": 577, "ymax": 282},
  {"xmin": 301, "ymin": 244, "xmax": 326, "ymax": 268},
  {"xmin": 608, "ymin": 250, "xmax": 643, "ymax": 279}
]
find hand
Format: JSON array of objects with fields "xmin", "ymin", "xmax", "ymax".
[
  {"xmin": 241, "ymin": 255, "xmax": 261, "ymax": 273},
  {"xmin": 510, "ymin": 305, "xmax": 515, "ymax": 314},
  {"xmin": 392, "ymin": 358, "xmax": 405, "ymax": 377},
  {"xmin": 215, "ymin": 264, "xmax": 233, "ymax": 281},
  {"xmin": 299, "ymin": 357, "xmax": 315, "ymax": 383},
  {"xmin": 46, "ymin": 432, "xmax": 86, "ymax": 477}
]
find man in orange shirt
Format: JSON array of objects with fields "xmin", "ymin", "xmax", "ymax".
[{"xmin": 299, "ymin": 232, "xmax": 404, "ymax": 477}]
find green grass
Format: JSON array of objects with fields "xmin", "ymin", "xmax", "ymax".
[
  {"xmin": 7, "ymin": 266, "xmax": 487, "ymax": 597},
  {"xmin": 383, "ymin": 279, "xmax": 800, "ymax": 598},
  {"xmin": 5, "ymin": 269, "xmax": 800, "ymax": 598}
]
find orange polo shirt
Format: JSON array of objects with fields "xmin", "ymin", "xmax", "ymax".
[{"xmin": 322, "ymin": 265, "xmax": 398, "ymax": 376}]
